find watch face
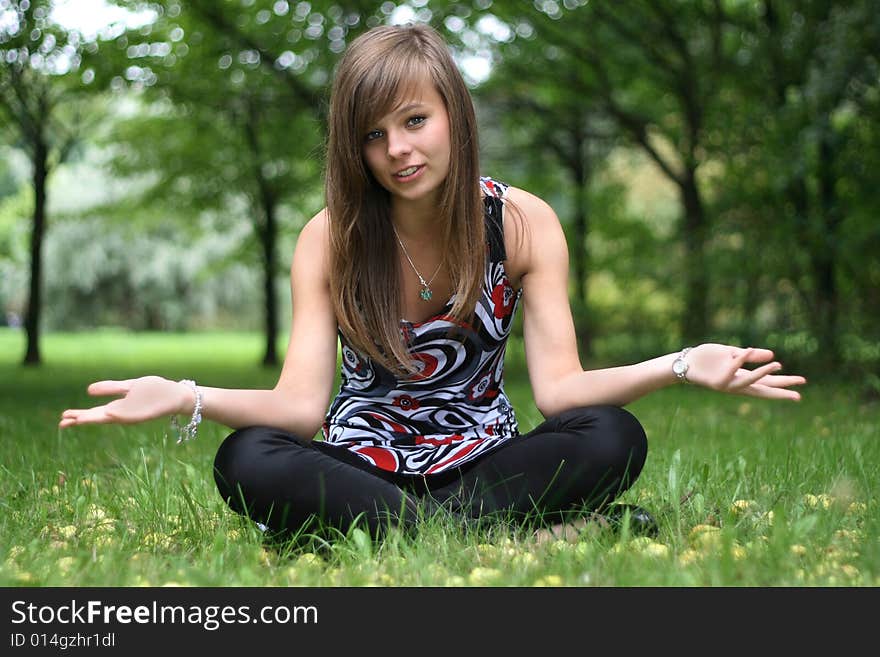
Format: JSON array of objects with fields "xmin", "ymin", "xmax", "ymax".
[{"xmin": 673, "ymin": 360, "xmax": 686, "ymax": 375}]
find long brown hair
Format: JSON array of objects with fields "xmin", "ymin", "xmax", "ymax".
[{"xmin": 325, "ymin": 24, "xmax": 484, "ymax": 375}]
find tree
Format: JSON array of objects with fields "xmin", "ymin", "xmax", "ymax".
[
  {"xmin": 716, "ymin": 0, "xmax": 880, "ymax": 366},
  {"xmin": 0, "ymin": 0, "xmax": 96, "ymax": 364},
  {"xmin": 93, "ymin": 0, "xmax": 390, "ymax": 365},
  {"xmin": 480, "ymin": 1, "xmax": 737, "ymax": 345},
  {"xmin": 476, "ymin": 57, "xmax": 615, "ymax": 358}
]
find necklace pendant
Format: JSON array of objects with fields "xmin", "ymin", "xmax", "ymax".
[{"xmin": 419, "ymin": 287, "xmax": 433, "ymax": 301}]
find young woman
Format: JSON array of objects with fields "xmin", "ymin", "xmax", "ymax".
[{"xmin": 59, "ymin": 24, "xmax": 805, "ymax": 540}]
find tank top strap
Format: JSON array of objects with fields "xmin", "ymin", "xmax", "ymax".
[{"xmin": 480, "ymin": 176, "xmax": 509, "ymax": 263}]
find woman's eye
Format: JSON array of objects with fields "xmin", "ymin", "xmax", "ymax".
[
  {"xmin": 407, "ymin": 116, "xmax": 426, "ymax": 127},
  {"xmin": 365, "ymin": 129, "xmax": 383, "ymax": 142}
]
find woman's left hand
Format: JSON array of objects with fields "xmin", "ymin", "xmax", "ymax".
[{"xmin": 683, "ymin": 344, "xmax": 806, "ymax": 401}]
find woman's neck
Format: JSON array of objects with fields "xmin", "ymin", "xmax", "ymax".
[{"xmin": 390, "ymin": 197, "xmax": 443, "ymax": 242}]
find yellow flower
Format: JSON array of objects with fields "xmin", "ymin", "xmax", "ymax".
[
  {"xmin": 375, "ymin": 573, "xmax": 397, "ymax": 586},
  {"xmin": 622, "ymin": 537, "xmax": 669, "ymax": 558},
  {"xmin": 58, "ymin": 525, "xmax": 78, "ymax": 540},
  {"xmin": 259, "ymin": 549, "xmax": 276, "ymax": 567},
  {"xmin": 295, "ymin": 553, "xmax": 324, "ymax": 568},
  {"xmin": 475, "ymin": 544, "xmax": 499, "ymax": 560},
  {"xmin": 57, "ymin": 557, "xmax": 76, "ymax": 573},
  {"xmin": 142, "ymin": 533, "xmax": 172, "ymax": 549},
  {"xmin": 834, "ymin": 529, "xmax": 858, "ymax": 542},
  {"xmin": 677, "ymin": 549, "xmax": 701, "ymax": 566},
  {"xmin": 532, "ymin": 575, "xmax": 563, "ymax": 587},
  {"xmin": 643, "ymin": 542, "xmax": 670, "ymax": 558},
  {"xmin": 468, "ymin": 567, "xmax": 502, "ymax": 585},
  {"xmin": 497, "ymin": 537, "xmax": 517, "ymax": 549},
  {"xmin": 689, "ymin": 525, "xmax": 722, "ymax": 551},
  {"xmin": 574, "ymin": 542, "xmax": 593, "ymax": 557},
  {"xmin": 802, "ymin": 493, "xmax": 834, "ymax": 509},
  {"xmin": 730, "ymin": 499, "xmax": 756, "ymax": 515},
  {"xmin": 840, "ymin": 565, "xmax": 859, "ymax": 579},
  {"xmin": 7, "ymin": 545, "xmax": 25, "ymax": 561},
  {"xmin": 501, "ymin": 546, "xmax": 518, "ymax": 559},
  {"xmin": 512, "ymin": 552, "xmax": 538, "ymax": 568},
  {"xmin": 790, "ymin": 544, "xmax": 808, "ymax": 557},
  {"xmin": 846, "ymin": 502, "xmax": 867, "ymax": 515},
  {"xmin": 730, "ymin": 544, "xmax": 747, "ymax": 561},
  {"xmin": 549, "ymin": 539, "xmax": 573, "ymax": 554},
  {"xmin": 85, "ymin": 504, "xmax": 107, "ymax": 522}
]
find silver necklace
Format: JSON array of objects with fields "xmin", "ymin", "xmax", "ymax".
[{"xmin": 392, "ymin": 225, "xmax": 443, "ymax": 301}]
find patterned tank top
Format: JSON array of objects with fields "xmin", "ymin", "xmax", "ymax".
[{"xmin": 322, "ymin": 177, "xmax": 523, "ymax": 476}]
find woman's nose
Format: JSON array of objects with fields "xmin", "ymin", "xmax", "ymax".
[{"xmin": 386, "ymin": 128, "xmax": 412, "ymax": 158}]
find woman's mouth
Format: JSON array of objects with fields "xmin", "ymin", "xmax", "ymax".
[{"xmin": 394, "ymin": 165, "xmax": 424, "ymax": 181}]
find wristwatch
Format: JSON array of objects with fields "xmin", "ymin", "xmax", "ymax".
[{"xmin": 672, "ymin": 347, "xmax": 692, "ymax": 383}]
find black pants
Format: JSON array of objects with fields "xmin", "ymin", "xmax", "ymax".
[{"xmin": 213, "ymin": 405, "xmax": 647, "ymax": 538}]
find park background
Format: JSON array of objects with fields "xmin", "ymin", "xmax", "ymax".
[{"xmin": 0, "ymin": 0, "xmax": 877, "ymax": 586}]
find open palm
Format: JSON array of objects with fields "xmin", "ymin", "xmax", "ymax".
[{"xmin": 59, "ymin": 376, "xmax": 187, "ymax": 428}]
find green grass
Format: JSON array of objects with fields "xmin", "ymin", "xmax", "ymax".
[{"xmin": 1, "ymin": 328, "xmax": 878, "ymax": 586}]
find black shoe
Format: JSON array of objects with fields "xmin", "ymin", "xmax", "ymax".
[{"xmin": 598, "ymin": 504, "xmax": 659, "ymax": 537}]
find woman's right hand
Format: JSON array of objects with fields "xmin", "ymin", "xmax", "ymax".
[{"xmin": 59, "ymin": 376, "xmax": 194, "ymax": 428}]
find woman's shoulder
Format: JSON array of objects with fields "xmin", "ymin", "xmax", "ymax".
[
  {"xmin": 496, "ymin": 184, "xmax": 560, "ymax": 235},
  {"xmin": 481, "ymin": 181, "xmax": 565, "ymax": 283},
  {"xmin": 480, "ymin": 176, "xmax": 556, "ymax": 220},
  {"xmin": 291, "ymin": 208, "xmax": 331, "ymax": 274}
]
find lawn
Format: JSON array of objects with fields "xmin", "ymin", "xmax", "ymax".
[{"xmin": 1, "ymin": 328, "xmax": 877, "ymax": 586}]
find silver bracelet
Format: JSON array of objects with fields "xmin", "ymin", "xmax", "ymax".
[{"xmin": 171, "ymin": 379, "xmax": 202, "ymax": 444}]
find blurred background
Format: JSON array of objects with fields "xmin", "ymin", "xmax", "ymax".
[{"xmin": 1, "ymin": 0, "xmax": 878, "ymax": 391}]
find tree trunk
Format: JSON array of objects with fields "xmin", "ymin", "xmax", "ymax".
[
  {"xmin": 813, "ymin": 123, "xmax": 841, "ymax": 364},
  {"xmin": 23, "ymin": 136, "xmax": 49, "ymax": 366},
  {"xmin": 568, "ymin": 141, "xmax": 592, "ymax": 360},
  {"xmin": 680, "ymin": 169, "xmax": 709, "ymax": 344},
  {"xmin": 242, "ymin": 111, "xmax": 279, "ymax": 367},
  {"xmin": 258, "ymin": 198, "xmax": 279, "ymax": 367}
]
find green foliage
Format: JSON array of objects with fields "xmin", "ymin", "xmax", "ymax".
[
  {"xmin": 467, "ymin": 0, "xmax": 879, "ymax": 373},
  {"xmin": 1, "ymin": 0, "xmax": 876, "ymax": 374}
]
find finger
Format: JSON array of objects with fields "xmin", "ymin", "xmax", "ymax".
[
  {"xmin": 58, "ymin": 405, "xmax": 117, "ymax": 426},
  {"xmin": 733, "ymin": 361, "xmax": 782, "ymax": 389},
  {"xmin": 742, "ymin": 383, "xmax": 802, "ymax": 401},
  {"xmin": 737, "ymin": 347, "xmax": 775, "ymax": 364},
  {"xmin": 87, "ymin": 380, "xmax": 135, "ymax": 397},
  {"xmin": 752, "ymin": 374, "xmax": 808, "ymax": 388},
  {"xmin": 727, "ymin": 347, "xmax": 751, "ymax": 369},
  {"xmin": 724, "ymin": 348, "xmax": 756, "ymax": 383}
]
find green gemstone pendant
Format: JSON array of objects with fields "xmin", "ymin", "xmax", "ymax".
[{"xmin": 419, "ymin": 287, "xmax": 433, "ymax": 301}]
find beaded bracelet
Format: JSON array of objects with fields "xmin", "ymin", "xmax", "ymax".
[{"xmin": 171, "ymin": 379, "xmax": 202, "ymax": 444}]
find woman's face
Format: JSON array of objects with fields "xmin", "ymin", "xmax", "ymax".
[{"xmin": 361, "ymin": 78, "xmax": 451, "ymax": 208}]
